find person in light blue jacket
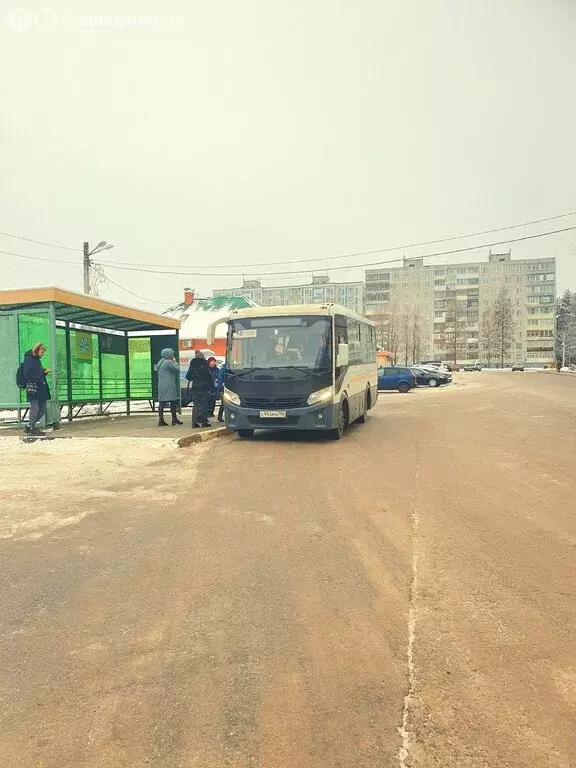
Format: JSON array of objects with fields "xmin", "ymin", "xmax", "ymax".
[{"xmin": 155, "ymin": 348, "xmax": 183, "ymax": 427}]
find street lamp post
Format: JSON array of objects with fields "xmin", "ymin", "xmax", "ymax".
[{"xmin": 83, "ymin": 241, "xmax": 114, "ymax": 294}]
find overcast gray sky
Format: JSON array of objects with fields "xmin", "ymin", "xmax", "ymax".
[{"xmin": 1, "ymin": 0, "xmax": 575, "ymax": 309}]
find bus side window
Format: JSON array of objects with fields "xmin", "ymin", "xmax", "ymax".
[
  {"xmin": 346, "ymin": 319, "xmax": 361, "ymax": 365},
  {"xmin": 335, "ymin": 314, "xmax": 348, "ymax": 375},
  {"xmin": 361, "ymin": 323, "xmax": 376, "ymax": 363}
]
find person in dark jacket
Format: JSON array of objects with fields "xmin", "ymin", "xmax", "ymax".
[
  {"xmin": 155, "ymin": 347, "xmax": 183, "ymax": 427},
  {"xmin": 22, "ymin": 343, "xmax": 51, "ymax": 436},
  {"xmin": 207, "ymin": 356, "xmax": 219, "ymax": 417},
  {"xmin": 185, "ymin": 350, "xmax": 212, "ymax": 427}
]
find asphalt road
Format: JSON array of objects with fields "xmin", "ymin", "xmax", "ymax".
[{"xmin": 1, "ymin": 372, "xmax": 575, "ymax": 767}]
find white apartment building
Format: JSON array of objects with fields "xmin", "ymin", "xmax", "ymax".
[
  {"xmin": 365, "ymin": 251, "xmax": 556, "ymax": 366},
  {"xmin": 214, "ymin": 276, "xmax": 365, "ymax": 316}
]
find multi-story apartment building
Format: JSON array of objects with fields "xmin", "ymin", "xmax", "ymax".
[
  {"xmin": 365, "ymin": 251, "xmax": 556, "ymax": 366},
  {"xmin": 214, "ymin": 275, "xmax": 365, "ymax": 315}
]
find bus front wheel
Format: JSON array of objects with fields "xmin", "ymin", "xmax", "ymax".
[
  {"xmin": 330, "ymin": 401, "xmax": 347, "ymax": 440},
  {"xmin": 237, "ymin": 429, "xmax": 254, "ymax": 439}
]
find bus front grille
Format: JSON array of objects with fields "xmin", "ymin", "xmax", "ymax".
[{"xmin": 243, "ymin": 397, "xmax": 306, "ymax": 409}]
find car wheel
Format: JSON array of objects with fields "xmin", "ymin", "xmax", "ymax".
[
  {"xmin": 398, "ymin": 382, "xmax": 410, "ymax": 394},
  {"xmin": 237, "ymin": 429, "xmax": 254, "ymax": 439},
  {"xmin": 428, "ymin": 378, "xmax": 438, "ymax": 388},
  {"xmin": 329, "ymin": 401, "xmax": 347, "ymax": 440}
]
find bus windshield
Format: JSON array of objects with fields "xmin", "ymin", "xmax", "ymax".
[{"xmin": 227, "ymin": 316, "xmax": 332, "ymax": 372}]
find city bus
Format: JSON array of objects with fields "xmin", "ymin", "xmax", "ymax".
[{"xmin": 207, "ymin": 303, "xmax": 377, "ymax": 439}]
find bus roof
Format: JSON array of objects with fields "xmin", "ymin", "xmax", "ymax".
[{"xmin": 227, "ymin": 303, "xmax": 375, "ymax": 326}]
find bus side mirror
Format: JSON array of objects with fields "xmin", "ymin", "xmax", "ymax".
[
  {"xmin": 207, "ymin": 319, "xmax": 227, "ymax": 345},
  {"xmin": 337, "ymin": 343, "xmax": 349, "ymax": 367}
]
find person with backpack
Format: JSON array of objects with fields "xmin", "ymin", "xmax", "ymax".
[
  {"xmin": 154, "ymin": 348, "xmax": 183, "ymax": 427},
  {"xmin": 185, "ymin": 350, "xmax": 212, "ymax": 428},
  {"xmin": 19, "ymin": 343, "xmax": 52, "ymax": 436}
]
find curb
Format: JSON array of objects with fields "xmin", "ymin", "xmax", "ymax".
[{"xmin": 177, "ymin": 426, "xmax": 232, "ymax": 448}]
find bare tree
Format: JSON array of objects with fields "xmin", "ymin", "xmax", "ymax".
[
  {"xmin": 387, "ymin": 310, "xmax": 400, "ymax": 365},
  {"xmin": 443, "ymin": 299, "xmax": 467, "ymax": 365},
  {"xmin": 399, "ymin": 306, "xmax": 412, "ymax": 366},
  {"xmin": 373, "ymin": 308, "xmax": 400, "ymax": 364},
  {"xmin": 373, "ymin": 313, "xmax": 387, "ymax": 349},
  {"xmin": 480, "ymin": 303, "xmax": 496, "ymax": 367},
  {"xmin": 384, "ymin": 306, "xmax": 424, "ymax": 365},
  {"xmin": 410, "ymin": 308, "xmax": 423, "ymax": 364},
  {"xmin": 492, "ymin": 287, "xmax": 515, "ymax": 367},
  {"xmin": 378, "ymin": 305, "xmax": 402, "ymax": 365}
]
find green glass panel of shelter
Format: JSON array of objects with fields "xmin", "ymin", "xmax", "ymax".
[
  {"xmin": 128, "ymin": 337, "xmax": 152, "ymax": 398},
  {"xmin": 70, "ymin": 330, "xmax": 101, "ymax": 400},
  {"xmin": 0, "ymin": 314, "xmax": 19, "ymax": 407},
  {"xmin": 101, "ymin": 353, "xmax": 127, "ymax": 399}
]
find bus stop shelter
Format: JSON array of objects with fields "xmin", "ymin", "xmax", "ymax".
[{"xmin": 0, "ymin": 287, "xmax": 180, "ymax": 426}]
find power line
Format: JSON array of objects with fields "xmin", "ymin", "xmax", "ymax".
[
  {"xmin": 2, "ymin": 207, "xmax": 575, "ymax": 274},
  {"xmin": 100, "ymin": 270, "xmax": 174, "ymax": 305},
  {"xmin": 0, "ymin": 248, "xmax": 77, "ymax": 266},
  {"xmin": 0, "ymin": 231, "xmax": 80, "ymax": 252},
  {"xmin": 0, "ymin": 247, "xmax": 172, "ymax": 305},
  {"xmin": 99, "ymin": 225, "xmax": 576, "ymax": 279},
  {"xmin": 2, "ymin": 211, "xmax": 575, "ymax": 288},
  {"xmin": 98, "ymin": 209, "xmax": 576, "ymax": 270}
]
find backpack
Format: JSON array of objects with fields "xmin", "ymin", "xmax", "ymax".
[{"xmin": 16, "ymin": 362, "xmax": 26, "ymax": 389}]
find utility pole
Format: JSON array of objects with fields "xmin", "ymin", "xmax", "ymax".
[
  {"xmin": 82, "ymin": 241, "xmax": 114, "ymax": 295},
  {"xmin": 83, "ymin": 242, "xmax": 91, "ymax": 294}
]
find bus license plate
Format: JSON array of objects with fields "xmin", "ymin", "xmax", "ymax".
[{"xmin": 260, "ymin": 410, "xmax": 286, "ymax": 419}]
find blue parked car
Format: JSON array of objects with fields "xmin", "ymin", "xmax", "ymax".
[{"xmin": 377, "ymin": 366, "xmax": 417, "ymax": 393}]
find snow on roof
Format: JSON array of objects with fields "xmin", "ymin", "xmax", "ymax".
[{"xmin": 164, "ymin": 295, "xmax": 256, "ymax": 339}]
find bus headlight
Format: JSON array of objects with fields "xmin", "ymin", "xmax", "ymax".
[
  {"xmin": 307, "ymin": 387, "xmax": 333, "ymax": 406},
  {"xmin": 223, "ymin": 388, "xmax": 241, "ymax": 406}
]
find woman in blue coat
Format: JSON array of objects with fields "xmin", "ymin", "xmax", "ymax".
[
  {"xmin": 22, "ymin": 343, "xmax": 52, "ymax": 436},
  {"xmin": 155, "ymin": 348, "xmax": 183, "ymax": 427}
]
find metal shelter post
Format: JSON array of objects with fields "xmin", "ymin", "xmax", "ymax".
[
  {"xmin": 124, "ymin": 331, "xmax": 131, "ymax": 416},
  {"xmin": 48, "ymin": 303, "xmax": 61, "ymax": 428},
  {"xmin": 64, "ymin": 321, "xmax": 73, "ymax": 421},
  {"xmin": 98, "ymin": 333, "xmax": 104, "ymax": 415}
]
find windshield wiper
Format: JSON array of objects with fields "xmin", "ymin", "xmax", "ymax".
[
  {"xmin": 228, "ymin": 366, "xmax": 327, "ymax": 378},
  {"xmin": 275, "ymin": 365, "xmax": 326, "ymax": 377},
  {"xmin": 227, "ymin": 368, "xmax": 255, "ymax": 379}
]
